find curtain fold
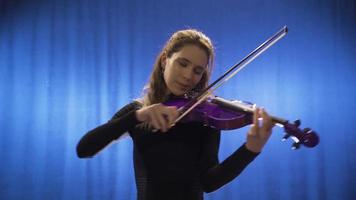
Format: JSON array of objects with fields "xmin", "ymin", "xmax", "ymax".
[{"xmin": 0, "ymin": 0, "xmax": 355, "ymax": 199}]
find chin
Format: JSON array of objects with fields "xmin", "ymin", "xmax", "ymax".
[
  {"xmin": 170, "ymin": 89, "xmax": 186, "ymax": 97},
  {"xmin": 171, "ymin": 91, "xmax": 184, "ymax": 96}
]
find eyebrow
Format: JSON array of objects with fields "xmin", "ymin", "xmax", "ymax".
[{"xmin": 177, "ymin": 57, "xmax": 206, "ymax": 70}]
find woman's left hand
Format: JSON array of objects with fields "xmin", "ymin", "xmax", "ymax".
[{"xmin": 245, "ymin": 107, "xmax": 274, "ymax": 153}]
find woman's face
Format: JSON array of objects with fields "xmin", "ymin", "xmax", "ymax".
[{"xmin": 163, "ymin": 44, "xmax": 208, "ymax": 96}]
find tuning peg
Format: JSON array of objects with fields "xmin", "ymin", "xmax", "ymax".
[
  {"xmin": 302, "ymin": 128, "xmax": 311, "ymax": 133},
  {"xmin": 291, "ymin": 142, "xmax": 301, "ymax": 150},
  {"xmin": 293, "ymin": 119, "xmax": 301, "ymax": 127},
  {"xmin": 282, "ymin": 133, "xmax": 290, "ymax": 141}
]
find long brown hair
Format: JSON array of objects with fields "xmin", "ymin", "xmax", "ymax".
[{"xmin": 142, "ymin": 29, "xmax": 215, "ymax": 106}]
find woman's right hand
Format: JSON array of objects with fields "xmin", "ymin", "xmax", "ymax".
[{"xmin": 135, "ymin": 103, "xmax": 179, "ymax": 132}]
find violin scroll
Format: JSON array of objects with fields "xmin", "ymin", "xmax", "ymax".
[
  {"xmin": 211, "ymin": 96, "xmax": 319, "ymax": 149},
  {"xmin": 282, "ymin": 120, "xmax": 319, "ymax": 149}
]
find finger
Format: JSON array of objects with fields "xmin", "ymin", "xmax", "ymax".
[
  {"xmin": 149, "ymin": 112, "xmax": 161, "ymax": 132},
  {"xmin": 166, "ymin": 106, "xmax": 179, "ymax": 127},
  {"xmin": 153, "ymin": 110, "xmax": 167, "ymax": 132},
  {"xmin": 248, "ymin": 124, "xmax": 257, "ymax": 137},
  {"xmin": 162, "ymin": 108, "xmax": 174, "ymax": 132},
  {"xmin": 253, "ymin": 106, "xmax": 260, "ymax": 127},
  {"xmin": 162, "ymin": 107, "xmax": 173, "ymax": 127},
  {"xmin": 261, "ymin": 108, "xmax": 273, "ymax": 130},
  {"xmin": 161, "ymin": 107, "xmax": 173, "ymax": 132},
  {"xmin": 249, "ymin": 107, "xmax": 259, "ymax": 136},
  {"xmin": 260, "ymin": 108, "xmax": 274, "ymax": 138},
  {"xmin": 172, "ymin": 108, "xmax": 180, "ymax": 126}
]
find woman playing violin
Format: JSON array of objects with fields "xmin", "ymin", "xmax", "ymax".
[{"xmin": 76, "ymin": 29, "xmax": 274, "ymax": 200}]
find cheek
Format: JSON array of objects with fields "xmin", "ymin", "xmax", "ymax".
[
  {"xmin": 163, "ymin": 70, "xmax": 169, "ymax": 83},
  {"xmin": 165, "ymin": 64, "xmax": 179, "ymax": 80},
  {"xmin": 163, "ymin": 67, "xmax": 174, "ymax": 83},
  {"xmin": 193, "ymin": 74, "xmax": 204, "ymax": 86}
]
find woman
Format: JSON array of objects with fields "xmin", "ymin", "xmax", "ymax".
[{"xmin": 76, "ymin": 29, "xmax": 274, "ymax": 200}]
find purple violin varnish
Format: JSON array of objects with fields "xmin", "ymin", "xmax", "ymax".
[{"xmin": 164, "ymin": 97, "xmax": 319, "ymax": 149}]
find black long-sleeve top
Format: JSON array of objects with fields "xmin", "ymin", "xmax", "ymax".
[{"xmin": 76, "ymin": 101, "xmax": 259, "ymax": 200}]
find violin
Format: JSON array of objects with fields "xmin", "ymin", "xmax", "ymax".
[
  {"xmin": 164, "ymin": 26, "xmax": 319, "ymax": 149},
  {"xmin": 164, "ymin": 96, "xmax": 319, "ymax": 149}
]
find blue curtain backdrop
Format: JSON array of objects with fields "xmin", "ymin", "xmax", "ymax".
[{"xmin": 0, "ymin": 0, "xmax": 355, "ymax": 199}]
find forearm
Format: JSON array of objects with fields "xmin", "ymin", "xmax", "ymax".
[
  {"xmin": 76, "ymin": 110, "xmax": 139, "ymax": 158},
  {"xmin": 201, "ymin": 143, "xmax": 259, "ymax": 193}
]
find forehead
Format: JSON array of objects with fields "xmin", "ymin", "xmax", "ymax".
[{"xmin": 171, "ymin": 45, "xmax": 208, "ymax": 67}]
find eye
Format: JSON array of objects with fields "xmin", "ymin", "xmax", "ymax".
[
  {"xmin": 178, "ymin": 60, "xmax": 188, "ymax": 67},
  {"xmin": 194, "ymin": 68, "xmax": 204, "ymax": 75}
]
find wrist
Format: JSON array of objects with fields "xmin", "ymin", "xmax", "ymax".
[{"xmin": 245, "ymin": 142, "xmax": 262, "ymax": 153}]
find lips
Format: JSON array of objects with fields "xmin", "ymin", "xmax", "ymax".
[{"xmin": 176, "ymin": 82, "xmax": 190, "ymax": 90}]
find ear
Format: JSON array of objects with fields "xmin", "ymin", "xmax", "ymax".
[{"xmin": 161, "ymin": 54, "xmax": 167, "ymax": 70}]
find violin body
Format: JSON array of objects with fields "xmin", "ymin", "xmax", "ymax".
[{"xmin": 164, "ymin": 97, "xmax": 253, "ymax": 130}]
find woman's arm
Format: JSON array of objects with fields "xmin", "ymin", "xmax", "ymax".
[
  {"xmin": 76, "ymin": 102, "xmax": 140, "ymax": 158},
  {"xmin": 199, "ymin": 130, "xmax": 259, "ymax": 193},
  {"xmin": 200, "ymin": 108, "xmax": 273, "ymax": 192}
]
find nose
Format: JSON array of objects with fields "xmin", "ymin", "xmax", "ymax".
[{"xmin": 182, "ymin": 67, "xmax": 194, "ymax": 82}]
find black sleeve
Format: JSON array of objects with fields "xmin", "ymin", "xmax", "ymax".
[
  {"xmin": 76, "ymin": 102, "xmax": 141, "ymax": 158},
  {"xmin": 199, "ymin": 129, "xmax": 259, "ymax": 193}
]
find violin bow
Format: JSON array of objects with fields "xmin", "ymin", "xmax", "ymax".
[{"xmin": 175, "ymin": 26, "xmax": 288, "ymax": 124}]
